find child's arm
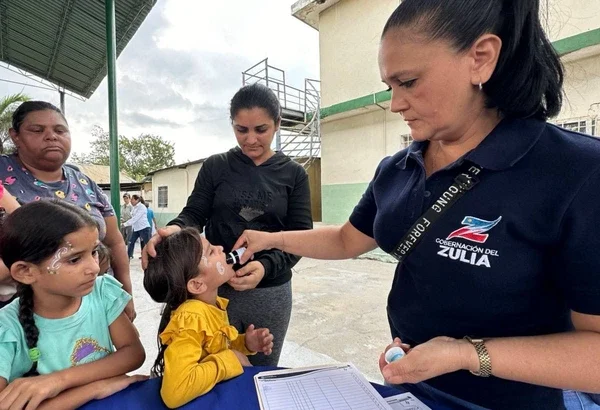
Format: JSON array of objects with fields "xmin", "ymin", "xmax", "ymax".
[
  {"xmin": 0, "ymin": 313, "xmax": 144, "ymax": 410},
  {"xmin": 160, "ymin": 330, "xmax": 244, "ymax": 409},
  {"xmin": 35, "ymin": 375, "xmax": 148, "ymax": 410},
  {"xmin": 230, "ymin": 334, "xmax": 255, "ymax": 355}
]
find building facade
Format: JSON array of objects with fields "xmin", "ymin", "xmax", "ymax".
[{"xmin": 292, "ymin": 0, "xmax": 600, "ymax": 224}]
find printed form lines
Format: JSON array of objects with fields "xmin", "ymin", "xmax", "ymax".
[{"xmin": 263, "ymin": 374, "xmax": 388, "ymax": 409}]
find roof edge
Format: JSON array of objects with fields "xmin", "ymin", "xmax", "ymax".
[
  {"xmin": 291, "ymin": 0, "xmax": 341, "ymax": 30},
  {"xmin": 147, "ymin": 157, "xmax": 207, "ymax": 176}
]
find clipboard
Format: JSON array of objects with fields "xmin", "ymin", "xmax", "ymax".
[{"xmin": 254, "ymin": 363, "xmax": 392, "ymax": 410}]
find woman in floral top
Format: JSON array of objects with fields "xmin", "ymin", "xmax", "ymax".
[{"xmin": 0, "ymin": 101, "xmax": 135, "ymax": 320}]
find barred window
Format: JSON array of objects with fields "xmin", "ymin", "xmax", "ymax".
[{"xmin": 157, "ymin": 186, "xmax": 168, "ymax": 208}]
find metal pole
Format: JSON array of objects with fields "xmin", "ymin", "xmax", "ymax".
[
  {"xmin": 59, "ymin": 90, "xmax": 65, "ymax": 114},
  {"xmin": 105, "ymin": 0, "xmax": 120, "ymax": 220}
]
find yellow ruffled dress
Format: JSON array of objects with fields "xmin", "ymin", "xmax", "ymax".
[{"xmin": 159, "ymin": 298, "xmax": 255, "ymax": 408}]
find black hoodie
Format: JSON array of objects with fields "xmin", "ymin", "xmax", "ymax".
[{"xmin": 168, "ymin": 147, "xmax": 313, "ymax": 287}]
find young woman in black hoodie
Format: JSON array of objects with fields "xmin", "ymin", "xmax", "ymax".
[{"xmin": 143, "ymin": 83, "xmax": 313, "ymax": 366}]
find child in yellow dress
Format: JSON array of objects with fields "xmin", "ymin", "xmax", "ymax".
[{"xmin": 144, "ymin": 227, "xmax": 274, "ymax": 409}]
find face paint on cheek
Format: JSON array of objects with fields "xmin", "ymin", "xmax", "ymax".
[
  {"xmin": 216, "ymin": 262, "xmax": 225, "ymax": 275},
  {"xmin": 47, "ymin": 241, "xmax": 73, "ymax": 275},
  {"xmin": 201, "ymin": 256, "xmax": 210, "ymax": 268}
]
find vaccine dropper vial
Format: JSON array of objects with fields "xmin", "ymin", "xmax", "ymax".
[{"xmin": 226, "ymin": 247, "xmax": 246, "ymax": 265}]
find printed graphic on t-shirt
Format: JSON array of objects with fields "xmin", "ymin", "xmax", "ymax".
[
  {"xmin": 70, "ymin": 337, "xmax": 111, "ymax": 366},
  {"xmin": 233, "ymin": 189, "xmax": 274, "ymax": 221},
  {"xmin": 435, "ymin": 216, "xmax": 502, "ymax": 268}
]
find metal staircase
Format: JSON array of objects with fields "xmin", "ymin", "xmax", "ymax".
[{"xmin": 242, "ymin": 59, "xmax": 320, "ymax": 168}]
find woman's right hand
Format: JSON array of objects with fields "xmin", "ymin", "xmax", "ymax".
[
  {"xmin": 141, "ymin": 225, "xmax": 181, "ymax": 269},
  {"xmin": 232, "ymin": 230, "xmax": 278, "ymax": 265},
  {"xmin": 231, "ymin": 349, "xmax": 252, "ymax": 367}
]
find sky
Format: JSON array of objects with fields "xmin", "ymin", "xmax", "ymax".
[{"xmin": 0, "ymin": 0, "xmax": 320, "ymax": 164}]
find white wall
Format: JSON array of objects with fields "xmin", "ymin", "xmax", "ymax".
[
  {"xmin": 543, "ymin": 0, "xmax": 600, "ymax": 41},
  {"xmin": 322, "ymin": 108, "xmax": 410, "ymax": 185},
  {"xmin": 151, "ymin": 163, "xmax": 202, "ymax": 215},
  {"xmin": 319, "ymin": 0, "xmax": 400, "ymax": 107}
]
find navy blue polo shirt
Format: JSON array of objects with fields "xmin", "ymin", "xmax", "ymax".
[{"xmin": 350, "ymin": 118, "xmax": 600, "ymax": 409}]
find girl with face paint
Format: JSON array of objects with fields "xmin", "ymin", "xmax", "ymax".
[
  {"xmin": 0, "ymin": 200, "xmax": 145, "ymax": 410},
  {"xmin": 143, "ymin": 227, "xmax": 274, "ymax": 409}
]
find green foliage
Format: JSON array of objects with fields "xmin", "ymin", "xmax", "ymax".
[
  {"xmin": 0, "ymin": 93, "xmax": 31, "ymax": 153},
  {"xmin": 71, "ymin": 125, "xmax": 175, "ymax": 181}
]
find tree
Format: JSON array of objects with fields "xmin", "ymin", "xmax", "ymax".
[
  {"xmin": 71, "ymin": 126, "xmax": 175, "ymax": 181},
  {"xmin": 0, "ymin": 93, "xmax": 30, "ymax": 153}
]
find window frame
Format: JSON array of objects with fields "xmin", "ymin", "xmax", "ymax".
[{"xmin": 157, "ymin": 186, "xmax": 168, "ymax": 208}]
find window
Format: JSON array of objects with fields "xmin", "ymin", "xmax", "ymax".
[
  {"xmin": 559, "ymin": 120, "xmax": 587, "ymax": 134},
  {"xmin": 158, "ymin": 186, "xmax": 168, "ymax": 208},
  {"xmin": 400, "ymin": 134, "xmax": 412, "ymax": 149},
  {"xmin": 555, "ymin": 118, "xmax": 600, "ymax": 137}
]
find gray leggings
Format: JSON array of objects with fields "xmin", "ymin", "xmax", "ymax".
[{"xmin": 219, "ymin": 281, "xmax": 292, "ymax": 366}]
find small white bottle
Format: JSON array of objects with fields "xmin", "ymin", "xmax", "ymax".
[
  {"xmin": 226, "ymin": 247, "xmax": 246, "ymax": 265},
  {"xmin": 385, "ymin": 346, "xmax": 406, "ymax": 363}
]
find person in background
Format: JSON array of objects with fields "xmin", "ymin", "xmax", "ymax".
[
  {"xmin": 139, "ymin": 201, "xmax": 157, "ymax": 257},
  {"xmin": 143, "ymin": 83, "xmax": 313, "ymax": 367},
  {"xmin": 232, "ymin": 1, "xmax": 600, "ymax": 409},
  {"xmin": 120, "ymin": 194, "xmax": 133, "ymax": 246},
  {"xmin": 122, "ymin": 194, "xmax": 150, "ymax": 260},
  {"xmin": 144, "ymin": 201, "xmax": 157, "ymax": 236},
  {"xmin": 0, "ymin": 101, "xmax": 135, "ymax": 321}
]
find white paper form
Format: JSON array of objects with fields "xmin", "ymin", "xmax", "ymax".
[
  {"xmin": 254, "ymin": 363, "xmax": 393, "ymax": 410},
  {"xmin": 385, "ymin": 392, "xmax": 432, "ymax": 410}
]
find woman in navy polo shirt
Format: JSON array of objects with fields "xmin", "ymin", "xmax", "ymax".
[{"xmin": 233, "ymin": 0, "xmax": 600, "ymax": 409}]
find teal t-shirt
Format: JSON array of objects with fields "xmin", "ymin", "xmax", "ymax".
[{"xmin": 0, "ymin": 275, "xmax": 131, "ymax": 382}]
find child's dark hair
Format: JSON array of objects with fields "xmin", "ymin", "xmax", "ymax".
[
  {"xmin": 230, "ymin": 83, "xmax": 281, "ymax": 123},
  {"xmin": 12, "ymin": 101, "xmax": 67, "ymax": 132},
  {"xmin": 96, "ymin": 242, "xmax": 111, "ymax": 274},
  {"xmin": 143, "ymin": 227, "xmax": 204, "ymax": 377},
  {"xmin": 382, "ymin": 0, "xmax": 563, "ymax": 120},
  {"xmin": 0, "ymin": 200, "xmax": 98, "ymax": 376}
]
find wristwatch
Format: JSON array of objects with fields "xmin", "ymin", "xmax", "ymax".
[{"xmin": 464, "ymin": 336, "xmax": 492, "ymax": 377}]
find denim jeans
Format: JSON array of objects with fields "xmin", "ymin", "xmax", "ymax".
[
  {"xmin": 564, "ymin": 391, "xmax": 600, "ymax": 410},
  {"xmin": 127, "ymin": 227, "xmax": 151, "ymax": 258}
]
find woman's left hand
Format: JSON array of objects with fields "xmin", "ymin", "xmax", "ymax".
[
  {"xmin": 244, "ymin": 324, "xmax": 274, "ymax": 355},
  {"xmin": 379, "ymin": 336, "xmax": 475, "ymax": 385},
  {"xmin": 228, "ymin": 261, "xmax": 265, "ymax": 291}
]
